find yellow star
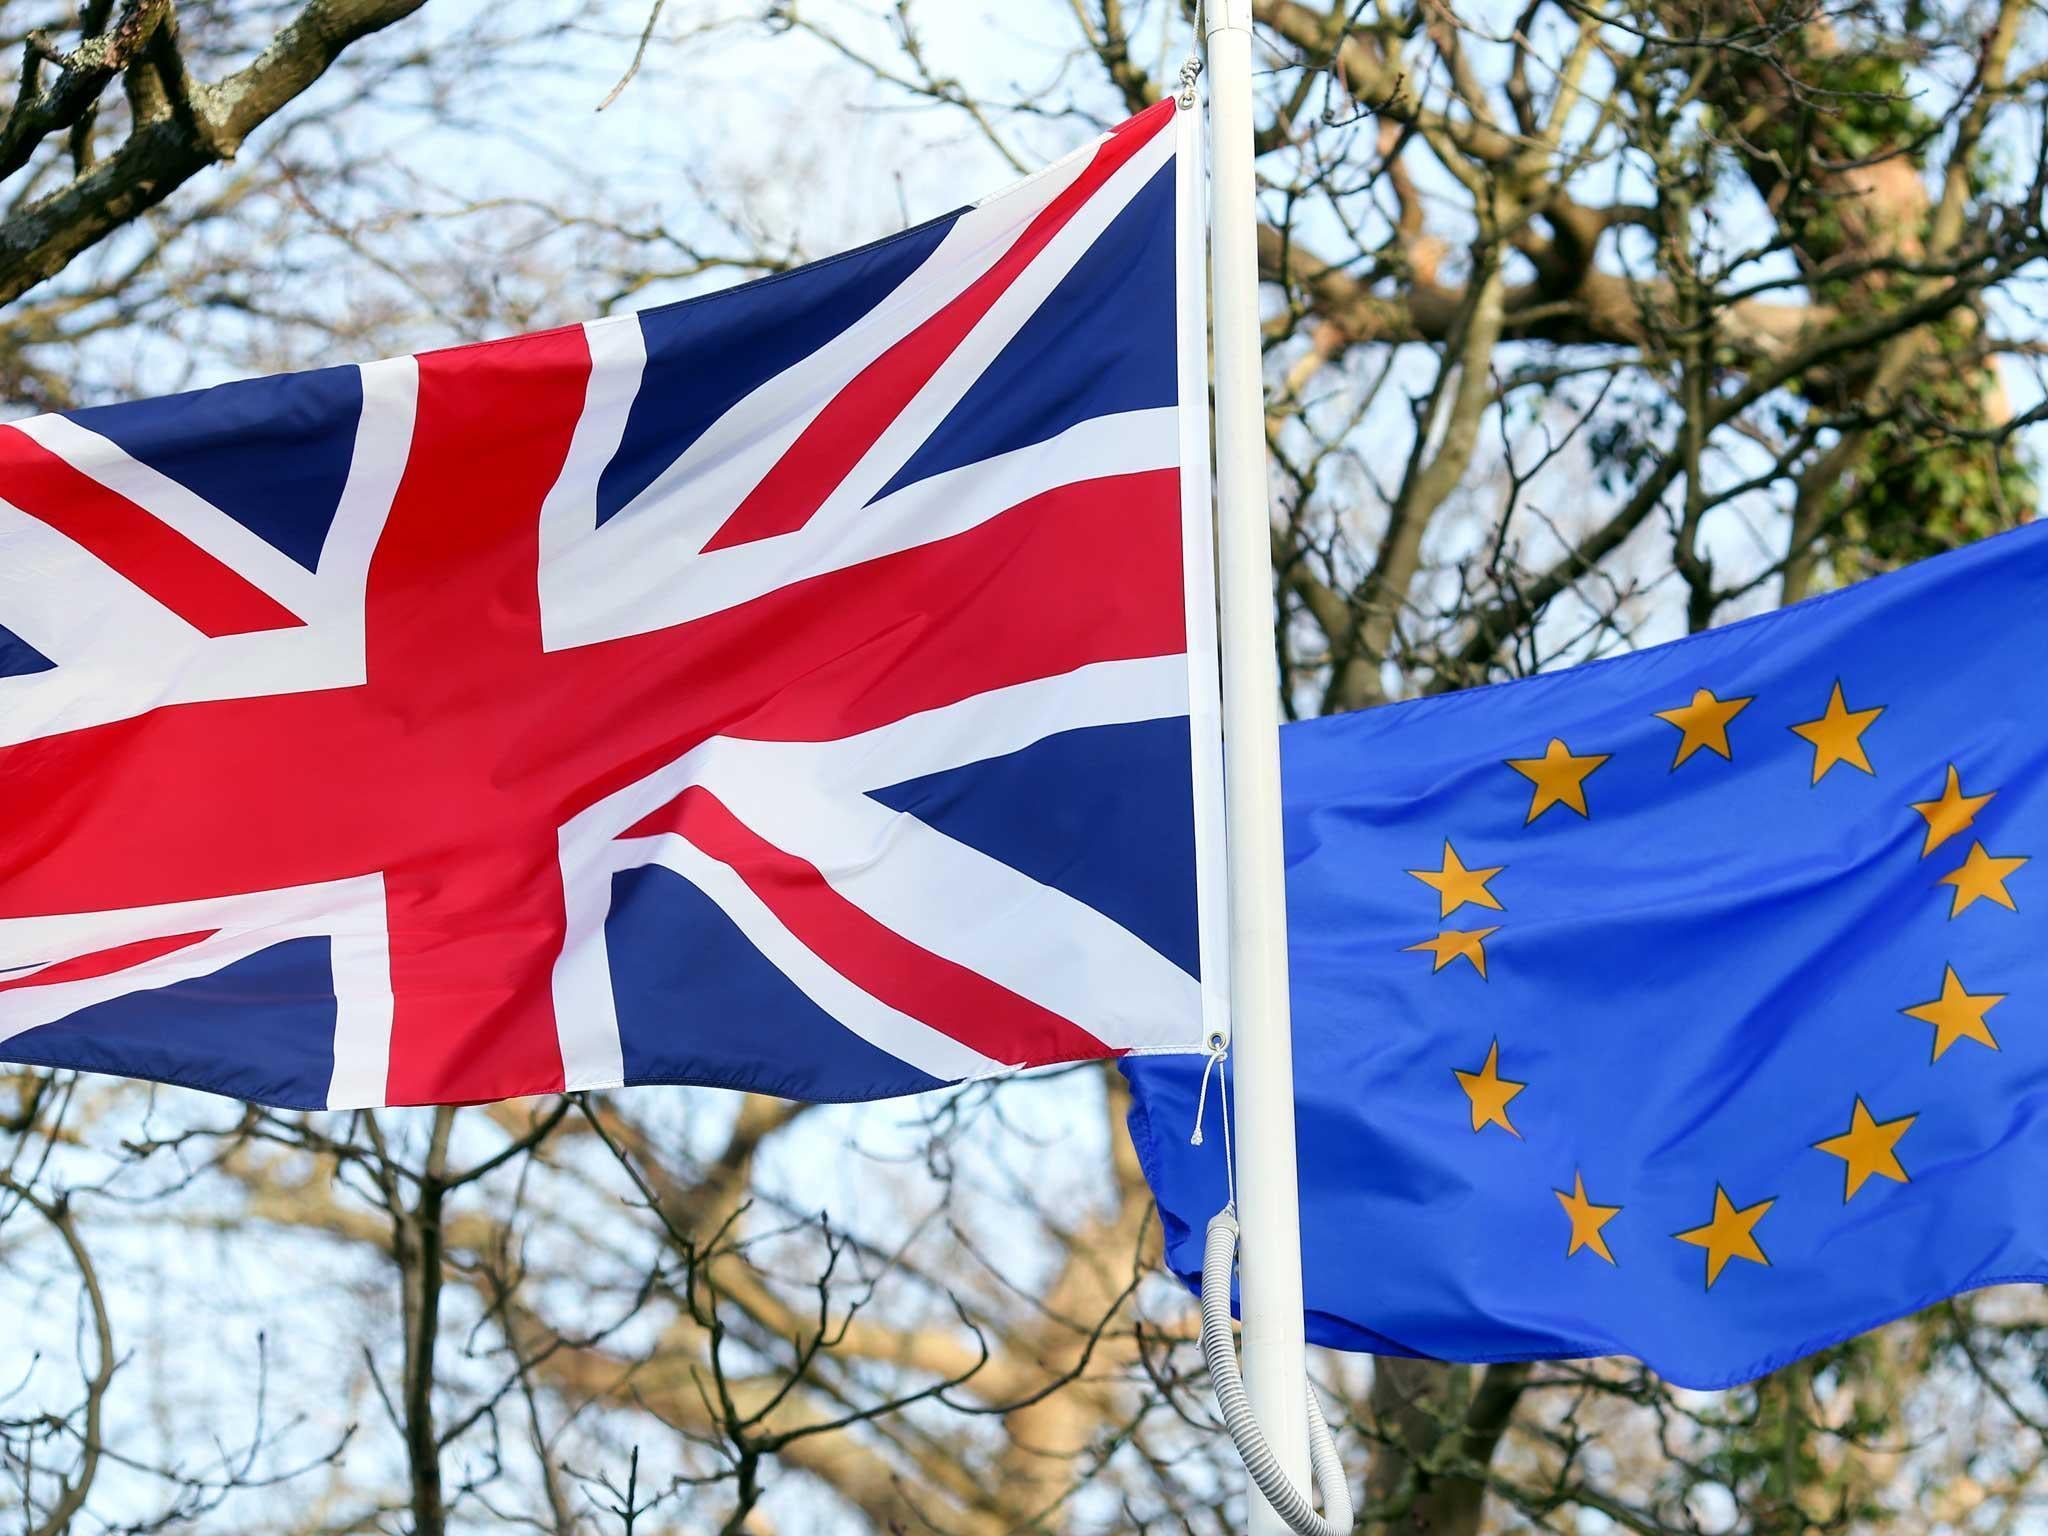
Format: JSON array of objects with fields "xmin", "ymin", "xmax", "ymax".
[
  {"xmin": 1406, "ymin": 841, "xmax": 1505, "ymax": 918},
  {"xmin": 1505, "ymin": 738, "xmax": 1610, "ymax": 823},
  {"xmin": 1911, "ymin": 765, "xmax": 1995, "ymax": 859},
  {"xmin": 1654, "ymin": 688, "xmax": 1753, "ymax": 768},
  {"xmin": 1789, "ymin": 681, "xmax": 1884, "ymax": 783},
  {"xmin": 1453, "ymin": 1039, "xmax": 1524, "ymax": 1136},
  {"xmin": 1902, "ymin": 965, "xmax": 2003, "ymax": 1061},
  {"xmin": 1813, "ymin": 1097, "xmax": 1915, "ymax": 1202},
  {"xmin": 1404, "ymin": 926, "xmax": 1499, "ymax": 978},
  {"xmin": 1673, "ymin": 1185, "xmax": 1773, "ymax": 1289},
  {"xmin": 1937, "ymin": 841, "xmax": 2027, "ymax": 917},
  {"xmin": 1554, "ymin": 1171, "xmax": 1621, "ymax": 1263}
]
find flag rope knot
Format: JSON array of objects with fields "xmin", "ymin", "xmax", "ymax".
[{"xmin": 1201, "ymin": 1205, "xmax": 1355, "ymax": 1535}]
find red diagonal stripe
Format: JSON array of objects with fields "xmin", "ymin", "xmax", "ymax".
[
  {"xmin": 0, "ymin": 426, "xmax": 306, "ymax": 637},
  {"xmin": 700, "ymin": 100, "xmax": 1175, "ymax": 553},
  {"xmin": 637, "ymin": 786, "xmax": 1116, "ymax": 1068},
  {"xmin": 0, "ymin": 929, "xmax": 217, "ymax": 994}
]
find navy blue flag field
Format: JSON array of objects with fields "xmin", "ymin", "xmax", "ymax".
[{"xmin": 1125, "ymin": 521, "xmax": 2046, "ymax": 1390}]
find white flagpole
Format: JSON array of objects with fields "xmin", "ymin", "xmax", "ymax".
[{"xmin": 1204, "ymin": 3, "xmax": 1313, "ymax": 1531}]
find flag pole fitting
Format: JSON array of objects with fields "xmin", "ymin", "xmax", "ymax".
[
  {"xmin": 1201, "ymin": 1207, "xmax": 1354, "ymax": 1536},
  {"xmin": 1178, "ymin": 0, "xmax": 1207, "ymax": 111},
  {"xmin": 1188, "ymin": 1033, "xmax": 1228, "ymax": 1145}
]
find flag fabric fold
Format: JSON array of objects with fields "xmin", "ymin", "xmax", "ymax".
[
  {"xmin": 0, "ymin": 100, "xmax": 1226, "ymax": 1111},
  {"xmin": 1126, "ymin": 522, "xmax": 2047, "ymax": 1389}
]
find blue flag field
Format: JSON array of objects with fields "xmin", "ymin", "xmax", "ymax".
[{"xmin": 1126, "ymin": 521, "xmax": 2046, "ymax": 1389}]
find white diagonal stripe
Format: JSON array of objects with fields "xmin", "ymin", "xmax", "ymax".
[
  {"xmin": 0, "ymin": 360, "xmax": 414, "ymax": 746},
  {"xmin": 611, "ymin": 831, "xmax": 1002, "ymax": 1082},
  {"xmin": 0, "ymin": 495, "xmax": 207, "ymax": 738},
  {"xmin": 538, "ymin": 119, "xmax": 1175, "ymax": 649},
  {"xmin": 544, "ymin": 406, "xmax": 1177, "ymax": 646},
  {"xmin": 707, "ymin": 772, "xmax": 1202, "ymax": 1052},
  {"xmin": 12, "ymin": 413, "xmax": 323, "ymax": 623},
  {"xmin": 806, "ymin": 120, "xmax": 1175, "ymax": 525}
]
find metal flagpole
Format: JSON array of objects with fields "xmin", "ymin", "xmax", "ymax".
[{"xmin": 1204, "ymin": 3, "xmax": 1313, "ymax": 1532}]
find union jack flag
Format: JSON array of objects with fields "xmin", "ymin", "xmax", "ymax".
[{"xmin": 0, "ymin": 101, "xmax": 1226, "ymax": 1110}]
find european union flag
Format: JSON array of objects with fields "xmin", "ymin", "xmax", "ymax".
[{"xmin": 1124, "ymin": 522, "xmax": 2047, "ymax": 1389}]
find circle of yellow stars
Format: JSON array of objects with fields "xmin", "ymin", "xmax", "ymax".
[{"xmin": 1398, "ymin": 678, "xmax": 2029, "ymax": 1288}]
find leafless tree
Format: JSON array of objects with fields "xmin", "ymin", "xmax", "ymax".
[{"xmin": 5, "ymin": 0, "xmax": 2048, "ymax": 1532}]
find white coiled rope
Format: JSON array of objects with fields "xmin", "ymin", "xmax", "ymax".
[{"xmin": 1201, "ymin": 1207, "xmax": 1354, "ymax": 1536}]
